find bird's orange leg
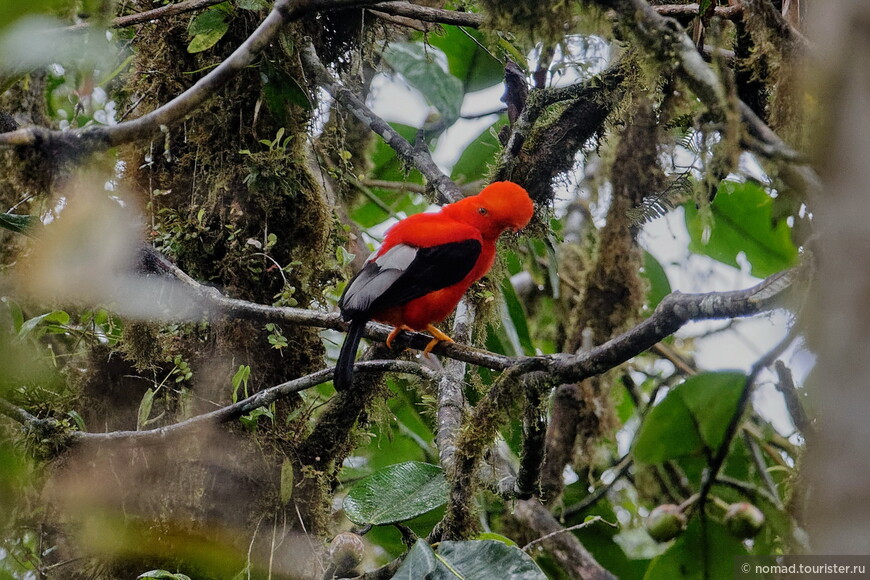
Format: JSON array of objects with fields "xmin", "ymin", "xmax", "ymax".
[
  {"xmin": 385, "ymin": 325, "xmax": 414, "ymax": 349},
  {"xmin": 422, "ymin": 324, "xmax": 454, "ymax": 356}
]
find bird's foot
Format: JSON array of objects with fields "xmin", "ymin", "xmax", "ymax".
[
  {"xmin": 422, "ymin": 324, "xmax": 454, "ymax": 356},
  {"xmin": 385, "ymin": 325, "xmax": 414, "ymax": 349}
]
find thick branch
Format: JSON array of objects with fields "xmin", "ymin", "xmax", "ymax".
[
  {"xmin": 435, "ymin": 299, "xmax": 473, "ymax": 474},
  {"xmin": 514, "ymin": 499, "xmax": 616, "ymax": 580},
  {"xmin": 494, "ymin": 62, "xmax": 626, "ymax": 202},
  {"xmin": 369, "ymin": 2, "xmax": 483, "ymax": 27},
  {"xmin": 550, "ymin": 268, "xmax": 797, "ymax": 380},
  {"xmin": 0, "ymin": 360, "xmax": 430, "ymax": 450},
  {"xmin": 443, "ymin": 268, "xmax": 798, "ymax": 536},
  {"xmin": 741, "ymin": 0, "xmax": 810, "ymax": 53},
  {"xmin": 595, "ymin": 0, "xmax": 821, "ymax": 199},
  {"xmin": 368, "ymin": 2, "xmax": 745, "ymax": 29},
  {"xmin": 299, "ymin": 40, "xmax": 462, "ymax": 204}
]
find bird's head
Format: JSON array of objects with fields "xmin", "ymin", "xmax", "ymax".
[{"xmin": 447, "ymin": 181, "xmax": 534, "ymax": 239}]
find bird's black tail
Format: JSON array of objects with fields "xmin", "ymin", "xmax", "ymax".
[{"xmin": 335, "ymin": 319, "xmax": 366, "ymax": 391}]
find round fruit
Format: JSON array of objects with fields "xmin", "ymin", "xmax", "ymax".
[
  {"xmin": 646, "ymin": 504, "xmax": 687, "ymax": 542},
  {"xmin": 725, "ymin": 502, "xmax": 765, "ymax": 539}
]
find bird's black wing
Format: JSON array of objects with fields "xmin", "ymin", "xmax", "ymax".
[{"xmin": 338, "ymin": 239, "xmax": 482, "ymax": 320}]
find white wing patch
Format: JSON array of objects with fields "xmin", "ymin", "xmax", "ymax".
[
  {"xmin": 341, "ymin": 244, "xmax": 419, "ymax": 314},
  {"xmin": 373, "ymin": 244, "xmax": 417, "ymax": 270}
]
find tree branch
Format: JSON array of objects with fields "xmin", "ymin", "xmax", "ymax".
[
  {"xmin": 367, "ymin": 2, "xmax": 745, "ymax": 29},
  {"xmin": 66, "ymin": 0, "xmax": 226, "ymax": 31},
  {"xmin": 549, "ymin": 268, "xmax": 798, "ymax": 380},
  {"xmin": 595, "ymin": 0, "xmax": 821, "ymax": 199},
  {"xmin": 513, "ymin": 499, "xmax": 616, "ymax": 580},
  {"xmin": 442, "ymin": 268, "xmax": 799, "ymax": 536},
  {"xmin": 369, "ymin": 2, "xmax": 483, "ymax": 27},
  {"xmin": 697, "ymin": 325, "xmax": 801, "ymax": 510},
  {"xmin": 0, "ymin": 0, "xmax": 388, "ymax": 153},
  {"xmin": 435, "ymin": 299, "xmax": 473, "ymax": 474},
  {"xmin": 0, "ymin": 360, "xmax": 432, "ymax": 450},
  {"xmin": 299, "ymin": 39, "xmax": 462, "ymax": 204},
  {"xmin": 774, "ymin": 360, "xmax": 812, "ymax": 435}
]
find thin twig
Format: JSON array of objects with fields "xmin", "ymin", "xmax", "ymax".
[
  {"xmin": 697, "ymin": 325, "xmax": 801, "ymax": 509},
  {"xmin": 299, "ymin": 39, "xmax": 463, "ymax": 204},
  {"xmin": 521, "ymin": 515, "xmax": 615, "ymax": 552},
  {"xmin": 742, "ymin": 431, "xmax": 785, "ymax": 509},
  {"xmin": 560, "ymin": 456, "xmax": 633, "ymax": 520}
]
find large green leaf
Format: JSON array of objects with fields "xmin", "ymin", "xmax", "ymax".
[
  {"xmin": 684, "ymin": 180, "xmax": 798, "ymax": 278},
  {"xmin": 393, "ymin": 539, "xmax": 547, "ymax": 580},
  {"xmin": 428, "ymin": 26, "xmax": 504, "ymax": 92},
  {"xmin": 187, "ymin": 3, "xmax": 231, "ymax": 54},
  {"xmin": 261, "ymin": 61, "xmax": 311, "ymax": 123},
  {"xmin": 633, "ymin": 372, "xmax": 746, "ymax": 464},
  {"xmin": 451, "ymin": 118, "xmax": 508, "ymax": 183},
  {"xmin": 354, "ymin": 123, "xmax": 428, "ymax": 227},
  {"xmin": 342, "ymin": 461, "xmax": 448, "ymax": 525},
  {"xmin": 641, "ymin": 251, "xmax": 671, "ymax": 311},
  {"xmin": 382, "ymin": 43, "xmax": 464, "ymax": 125},
  {"xmin": 501, "ymin": 277, "xmax": 534, "ymax": 356},
  {"xmin": 0, "ymin": 0, "xmax": 56, "ymax": 31},
  {"xmin": 643, "ymin": 518, "xmax": 746, "ymax": 580}
]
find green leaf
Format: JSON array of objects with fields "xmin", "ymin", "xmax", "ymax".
[
  {"xmin": 684, "ymin": 181, "xmax": 798, "ymax": 277},
  {"xmin": 0, "ymin": 212, "xmax": 36, "ymax": 234},
  {"xmin": 634, "ymin": 372, "xmax": 746, "ymax": 463},
  {"xmin": 392, "ymin": 540, "xmax": 440, "ymax": 579},
  {"xmin": 501, "ymin": 277, "xmax": 534, "ymax": 356},
  {"xmin": 187, "ymin": 3, "xmax": 231, "ymax": 54},
  {"xmin": 451, "ymin": 118, "xmax": 508, "ymax": 183},
  {"xmin": 644, "ymin": 518, "xmax": 746, "ymax": 580},
  {"xmin": 428, "ymin": 27, "xmax": 504, "ymax": 92},
  {"xmin": 261, "ymin": 61, "xmax": 312, "ymax": 121},
  {"xmin": 3, "ymin": 299, "xmax": 23, "ymax": 333},
  {"xmin": 474, "ymin": 532, "xmax": 518, "ymax": 547},
  {"xmin": 382, "ymin": 42, "xmax": 464, "ymax": 125},
  {"xmin": 353, "ymin": 124, "xmax": 429, "ymax": 228},
  {"xmin": 18, "ymin": 310, "xmax": 69, "ymax": 339},
  {"xmin": 279, "ymin": 459, "xmax": 294, "ymax": 504},
  {"xmin": 342, "ymin": 461, "xmax": 448, "ymax": 525},
  {"xmin": 641, "ymin": 251, "xmax": 671, "ymax": 310},
  {"xmin": 67, "ymin": 410, "xmax": 86, "ymax": 431},
  {"xmin": 137, "ymin": 571, "xmax": 192, "ymax": 580},
  {"xmin": 137, "ymin": 388, "xmax": 155, "ymax": 431},
  {"xmin": 699, "ymin": 0, "xmax": 713, "ymax": 15},
  {"xmin": 393, "ymin": 539, "xmax": 547, "ymax": 580}
]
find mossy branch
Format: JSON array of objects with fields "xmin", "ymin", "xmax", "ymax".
[
  {"xmin": 593, "ymin": 0, "xmax": 820, "ymax": 199},
  {"xmin": 0, "ymin": 360, "xmax": 433, "ymax": 452},
  {"xmin": 493, "ymin": 62, "xmax": 626, "ymax": 203},
  {"xmin": 0, "ymin": 0, "xmax": 389, "ymax": 153}
]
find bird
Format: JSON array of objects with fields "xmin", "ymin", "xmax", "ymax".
[{"xmin": 334, "ymin": 181, "xmax": 535, "ymax": 391}]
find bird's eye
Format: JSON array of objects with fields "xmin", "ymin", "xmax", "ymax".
[{"xmin": 478, "ymin": 207, "xmax": 488, "ymax": 215}]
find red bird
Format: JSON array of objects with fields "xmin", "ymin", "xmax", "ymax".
[{"xmin": 334, "ymin": 181, "xmax": 534, "ymax": 391}]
